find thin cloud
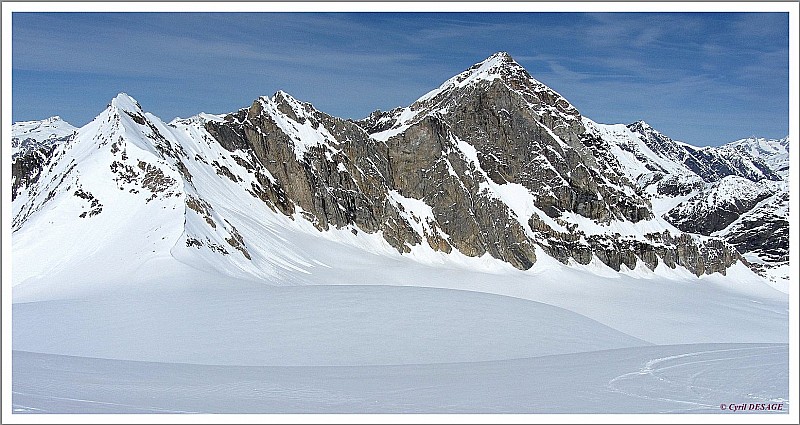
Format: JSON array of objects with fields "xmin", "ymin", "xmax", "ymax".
[{"xmin": 12, "ymin": 12, "xmax": 788, "ymax": 146}]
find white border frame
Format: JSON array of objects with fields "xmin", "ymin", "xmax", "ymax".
[{"xmin": 2, "ymin": 2, "xmax": 798, "ymax": 424}]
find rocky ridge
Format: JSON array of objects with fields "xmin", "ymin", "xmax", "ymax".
[
  {"xmin": 11, "ymin": 52, "xmax": 788, "ymax": 284},
  {"xmin": 583, "ymin": 118, "xmax": 789, "ymax": 284},
  {"xmin": 202, "ymin": 52, "xmax": 743, "ymax": 275}
]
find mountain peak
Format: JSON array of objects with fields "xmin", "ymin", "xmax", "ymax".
[
  {"xmin": 265, "ymin": 90, "xmax": 321, "ymax": 123},
  {"xmin": 477, "ymin": 51, "xmax": 516, "ymax": 68},
  {"xmin": 110, "ymin": 92, "xmax": 143, "ymax": 113},
  {"xmin": 627, "ymin": 120, "xmax": 667, "ymax": 138},
  {"xmin": 366, "ymin": 51, "xmax": 582, "ymax": 143},
  {"xmin": 272, "ymin": 89, "xmax": 291, "ymax": 100},
  {"xmin": 11, "ymin": 115, "xmax": 78, "ymax": 157},
  {"xmin": 453, "ymin": 51, "xmax": 527, "ymax": 83},
  {"xmin": 415, "ymin": 51, "xmax": 533, "ymax": 105},
  {"xmin": 271, "ymin": 89, "xmax": 305, "ymax": 106},
  {"xmin": 12, "ymin": 115, "xmax": 72, "ymax": 128}
]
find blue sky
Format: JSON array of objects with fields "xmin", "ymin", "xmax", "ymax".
[{"xmin": 12, "ymin": 12, "xmax": 789, "ymax": 146}]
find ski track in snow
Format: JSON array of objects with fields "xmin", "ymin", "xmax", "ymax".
[
  {"xmin": 10, "ymin": 285, "xmax": 789, "ymax": 414},
  {"xmin": 606, "ymin": 345, "xmax": 788, "ymax": 413},
  {"xmin": 12, "ymin": 391, "xmax": 199, "ymax": 414},
  {"xmin": 12, "ymin": 344, "xmax": 788, "ymax": 414}
]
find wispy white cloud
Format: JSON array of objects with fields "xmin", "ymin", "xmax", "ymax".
[{"xmin": 12, "ymin": 12, "xmax": 789, "ymax": 146}]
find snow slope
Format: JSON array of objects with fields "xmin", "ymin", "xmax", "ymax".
[
  {"xmin": 13, "ymin": 285, "xmax": 649, "ymax": 366},
  {"xmin": 13, "ymin": 227, "xmax": 788, "ymax": 346},
  {"xmin": 12, "ymin": 281, "xmax": 788, "ymax": 413}
]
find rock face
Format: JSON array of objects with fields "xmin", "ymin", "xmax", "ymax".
[
  {"xmin": 11, "ymin": 143, "xmax": 59, "ymax": 202},
  {"xmin": 204, "ymin": 91, "xmax": 425, "ymax": 256},
  {"xmin": 12, "ymin": 52, "xmax": 786, "ymax": 282},
  {"xmin": 11, "ymin": 116, "xmax": 77, "ymax": 202},
  {"xmin": 200, "ymin": 52, "xmax": 743, "ymax": 275}
]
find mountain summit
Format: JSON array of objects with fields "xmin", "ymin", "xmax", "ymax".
[
  {"xmin": 360, "ymin": 52, "xmax": 581, "ymax": 146},
  {"xmin": 11, "ymin": 52, "xmax": 790, "ymax": 296},
  {"xmin": 11, "ymin": 115, "xmax": 77, "ymax": 157}
]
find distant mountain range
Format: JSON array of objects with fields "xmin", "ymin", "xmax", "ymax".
[{"xmin": 11, "ymin": 52, "xmax": 789, "ymax": 293}]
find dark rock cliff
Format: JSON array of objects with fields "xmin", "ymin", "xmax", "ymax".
[{"xmin": 202, "ymin": 52, "xmax": 742, "ymax": 275}]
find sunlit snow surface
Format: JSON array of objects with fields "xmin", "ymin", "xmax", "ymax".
[
  {"xmin": 11, "ymin": 93, "xmax": 789, "ymax": 415},
  {"xmin": 12, "ymin": 343, "xmax": 787, "ymax": 414},
  {"xmin": 12, "ymin": 281, "xmax": 789, "ymax": 414}
]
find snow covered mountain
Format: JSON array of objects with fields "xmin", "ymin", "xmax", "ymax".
[
  {"xmin": 10, "ymin": 52, "xmax": 790, "ymax": 415},
  {"xmin": 625, "ymin": 120, "xmax": 780, "ymax": 184},
  {"xmin": 11, "ymin": 115, "xmax": 77, "ymax": 157},
  {"xmin": 11, "ymin": 116, "xmax": 78, "ymax": 202},
  {"xmin": 724, "ymin": 136, "xmax": 789, "ymax": 179},
  {"xmin": 583, "ymin": 118, "xmax": 789, "ymax": 287},
  {"xmin": 11, "ymin": 52, "xmax": 789, "ymax": 298}
]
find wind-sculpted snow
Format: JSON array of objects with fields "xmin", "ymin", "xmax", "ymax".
[
  {"xmin": 13, "ymin": 285, "xmax": 649, "ymax": 366},
  {"xmin": 12, "ymin": 281, "xmax": 789, "ymax": 413},
  {"xmin": 12, "ymin": 343, "xmax": 788, "ymax": 414},
  {"xmin": 11, "ymin": 281, "xmax": 789, "ymax": 413}
]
